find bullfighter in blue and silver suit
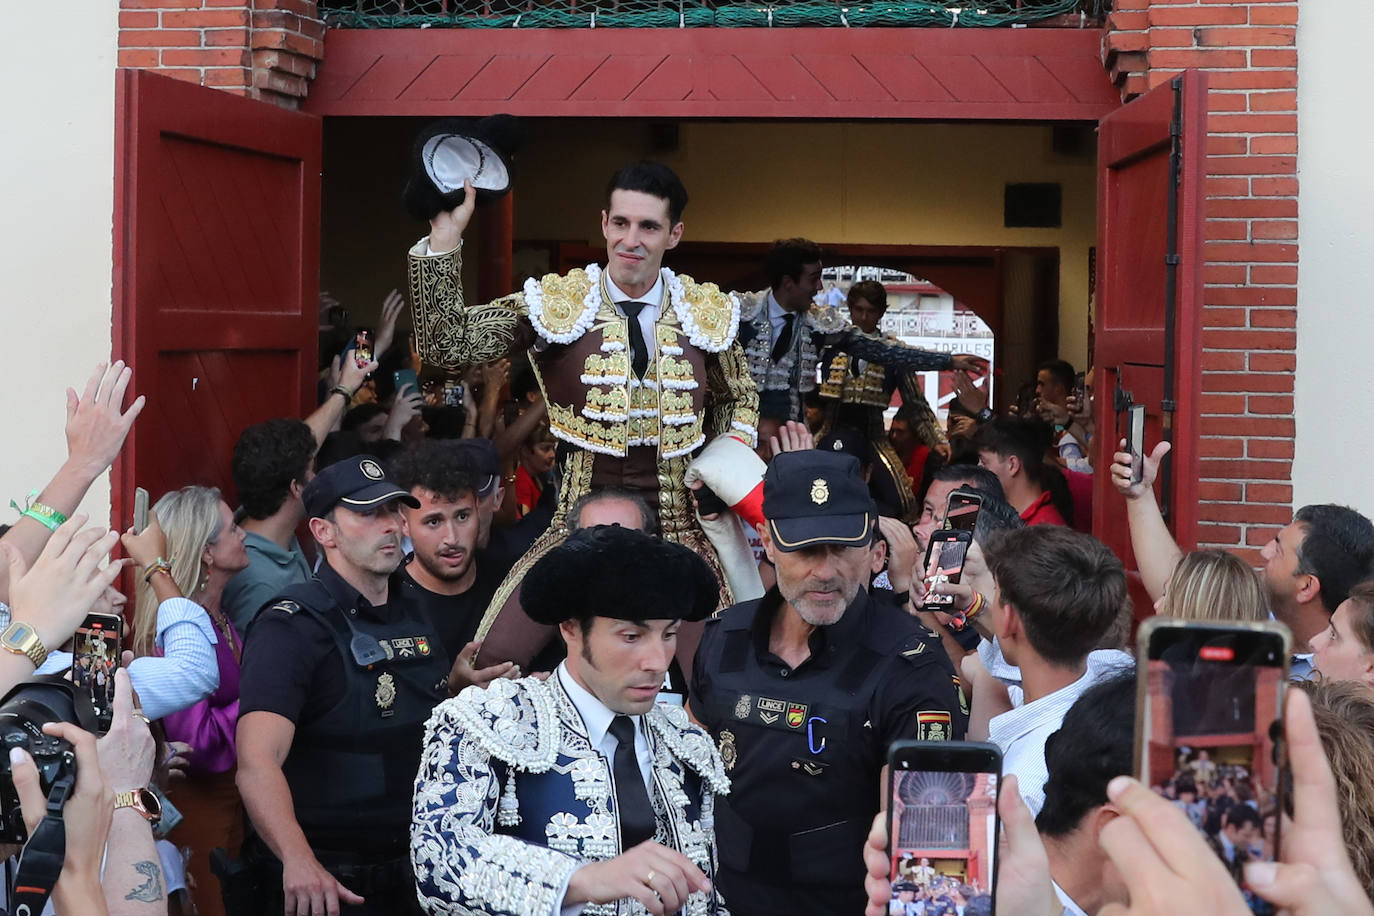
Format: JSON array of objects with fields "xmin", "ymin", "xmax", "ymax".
[{"xmin": 411, "ymin": 525, "xmax": 730, "ymax": 916}]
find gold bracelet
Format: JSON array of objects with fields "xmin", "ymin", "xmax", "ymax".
[{"xmin": 142, "ymin": 557, "xmax": 174, "ymax": 584}]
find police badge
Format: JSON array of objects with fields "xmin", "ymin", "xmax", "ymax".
[
  {"xmin": 375, "ymin": 672, "xmax": 397, "ymax": 716},
  {"xmin": 719, "ymin": 730, "xmax": 738, "ymax": 772},
  {"xmin": 734, "ymin": 695, "xmax": 752, "ymax": 720}
]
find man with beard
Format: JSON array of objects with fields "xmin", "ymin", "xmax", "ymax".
[
  {"xmin": 389, "ymin": 440, "xmax": 519, "ymax": 693},
  {"xmin": 691, "ymin": 450, "xmax": 966, "ymax": 916},
  {"xmin": 236, "ymin": 456, "xmax": 448, "ymax": 916}
]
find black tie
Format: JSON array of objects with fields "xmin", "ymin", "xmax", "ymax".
[
  {"xmin": 770, "ymin": 312, "xmax": 796, "ymax": 363},
  {"xmin": 608, "ymin": 715, "xmax": 656, "ymax": 848},
  {"xmin": 619, "ymin": 302, "xmax": 651, "ymax": 378}
]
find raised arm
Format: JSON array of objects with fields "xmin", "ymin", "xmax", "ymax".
[
  {"xmin": 1109, "ymin": 439, "xmax": 1182, "ymax": 601},
  {"xmin": 0, "ymin": 361, "xmax": 143, "ymax": 605},
  {"xmin": 409, "ymin": 183, "xmax": 533, "ymax": 372}
]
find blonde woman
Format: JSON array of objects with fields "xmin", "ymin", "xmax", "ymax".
[
  {"xmin": 1295, "ymin": 679, "xmax": 1374, "ymax": 898},
  {"xmin": 1153, "ymin": 549, "xmax": 1270, "ymax": 623},
  {"xmin": 124, "ymin": 485, "xmax": 249, "ymax": 916}
]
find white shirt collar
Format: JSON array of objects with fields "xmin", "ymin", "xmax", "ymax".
[
  {"xmin": 766, "ymin": 289, "xmax": 789, "ymax": 322},
  {"xmin": 604, "ymin": 270, "xmax": 664, "ymax": 308},
  {"xmin": 557, "ymin": 662, "xmax": 641, "ymax": 748},
  {"xmin": 1052, "ymin": 881, "xmax": 1091, "ymax": 916}
]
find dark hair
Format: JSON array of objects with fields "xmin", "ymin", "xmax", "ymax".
[
  {"xmin": 315, "ymin": 430, "xmax": 366, "ymax": 473},
  {"xmin": 973, "ymin": 416, "xmax": 1055, "ymax": 487},
  {"xmin": 569, "ymin": 487, "xmax": 659, "ymax": 535},
  {"xmin": 951, "ymin": 487, "xmax": 1025, "ymax": 545},
  {"xmin": 985, "ymin": 526, "xmax": 1128, "ymax": 666},
  {"xmin": 1225, "ymin": 804, "xmax": 1262, "ymax": 832},
  {"xmin": 765, "ymin": 238, "xmax": 824, "ymax": 289},
  {"xmin": 1036, "ymin": 673, "xmax": 1135, "ymax": 838},
  {"xmin": 1294, "ymin": 504, "xmax": 1374, "ymax": 614},
  {"xmin": 341, "ymin": 403, "xmax": 386, "ymax": 433},
  {"xmin": 387, "ymin": 440, "xmax": 478, "ymax": 502},
  {"xmin": 846, "ymin": 280, "xmax": 888, "ymax": 313},
  {"xmin": 1037, "ymin": 359, "xmax": 1077, "ymax": 393},
  {"xmin": 1342, "ymin": 580, "xmax": 1374, "ymax": 653},
  {"xmin": 605, "ymin": 161, "xmax": 689, "ymax": 225},
  {"xmin": 931, "ymin": 464, "xmax": 1006, "ymax": 503},
  {"xmin": 232, "ymin": 419, "xmax": 317, "ymax": 520}
]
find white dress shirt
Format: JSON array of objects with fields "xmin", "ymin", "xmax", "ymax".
[
  {"xmin": 987, "ymin": 649, "xmax": 1132, "ymax": 816},
  {"xmin": 1052, "ymin": 880, "xmax": 1091, "ymax": 916},
  {"xmin": 557, "ymin": 662, "xmax": 654, "ymax": 791},
  {"xmin": 602, "ymin": 271, "xmax": 664, "ymax": 358},
  {"xmin": 553, "ymin": 663, "xmax": 655, "ymax": 916}
]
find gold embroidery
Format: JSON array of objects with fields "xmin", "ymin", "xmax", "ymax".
[
  {"xmin": 547, "ymin": 402, "xmax": 628, "ymax": 455},
  {"xmin": 536, "ymin": 270, "xmax": 595, "ymax": 338},
  {"xmin": 676, "ymin": 276, "xmax": 738, "ymax": 351},
  {"xmin": 408, "ymin": 244, "xmax": 525, "ymax": 370}
]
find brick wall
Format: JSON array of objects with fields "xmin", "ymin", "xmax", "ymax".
[
  {"xmin": 118, "ymin": 0, "xmax": 323, "ymax": 109},
  {"xmin": 1106, "ymin": 0, "xmax": 1298, "ymax": 562}
]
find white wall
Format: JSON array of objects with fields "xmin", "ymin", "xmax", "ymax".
[
  {"xmin": 1293, "ymin": 1, "xmax": 1374, "ymax": 513},
  {"xmin": 0, "ymin": 8, "xmax": 119, "ymax": 525}
]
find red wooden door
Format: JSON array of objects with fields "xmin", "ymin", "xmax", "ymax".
[
  {"xmin": 1092, "ymin": 72, "xmax": 1207, "ymax": 620},
  {"xmin": 112, "ymin": 70, "xmax": 322, "ymax": 525}
]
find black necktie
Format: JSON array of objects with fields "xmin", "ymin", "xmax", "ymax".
[
  {"xmin": 770, "ymin": 312, "xmax": 796, "ymax": 363},
  {"xmin": 619, "ymin": 302, "xmax": 651, "ymax": 378},
  {"xmin": 608, "ymin": 715, "xmax": 656, "ymax": 848}
]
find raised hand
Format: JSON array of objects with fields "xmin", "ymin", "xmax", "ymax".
[
  {"xmin": 4, "ymin": 515, "xmax": 126, "ymax": 654},
  {"xmin": 429, "ymin": 180, "xmax": 477, "ymax": 254},
  {"xmin": 65, "ymin": 361, "xmax": 146, "ymax": 479},
  {"xmin": 373, "ymin": 288, "xmax": 406, "ymax": 359},
  {"xmin": 1109, "ymin": 439, "xmax": 1171, "ymax": 501}
]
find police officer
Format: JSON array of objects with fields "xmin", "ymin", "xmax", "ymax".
[
  {"xmin": 235, "ymin": 456, "xmax": 448, "ymax": 916},
  {"xmin": 691, "ymin": 449, "xmax": 966, "ymax": 916}
]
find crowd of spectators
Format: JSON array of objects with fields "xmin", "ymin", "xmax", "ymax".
[{"xmin": 6, "ymin": 255, "xmax": 1374, "ymax": 916}]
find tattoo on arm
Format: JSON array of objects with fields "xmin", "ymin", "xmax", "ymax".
[{"xmin": 125, "ymin": 859, "xmax": 166, "ymax": 903}]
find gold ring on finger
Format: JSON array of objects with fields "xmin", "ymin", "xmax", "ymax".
[{"xmin": 644, "ymin": 870, "xmax": 655, "ymax": 886}]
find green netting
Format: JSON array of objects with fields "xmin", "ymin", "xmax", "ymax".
[{"xmin": 319, "ymin": 0, "xmax": 1106, "ymax": 29}]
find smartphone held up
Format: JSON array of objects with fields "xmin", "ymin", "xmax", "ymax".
[
  {"xmin": 886, "ymin": 741, "xmax": 1000, "ymax": 914},
  {"xmin": 71, "ymin": 612, "xmax": 123, "ymax": 734},
  {"xmin": 1134, "ymin": 619, "xmax": 1290, "ymax": 913}
]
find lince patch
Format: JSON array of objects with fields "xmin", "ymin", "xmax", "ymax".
[
  {"xmin": 916, "ymin": 710, "xmax": 952, "ymax": 742},
  {"xmin": 378, "ymin": 636, "xmax": 434, "ymax": 661},
  {"xmin": 732, "ymin": 695, "xmax": 808, "ymax": 732}
]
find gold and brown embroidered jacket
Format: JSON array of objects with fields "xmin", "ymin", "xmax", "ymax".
[{"xmin": 408, "ymin": 240, "xmax": 759, "ymax": 668}]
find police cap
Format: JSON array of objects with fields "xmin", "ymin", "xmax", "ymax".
[
  {"xmin": 522, "ymin": 525, "xmax": 717, "ymax": 625},
  {"xmin": 302, "ymin": 454, "xmax": 420, "ymax": 519},
  {"xmin": 763, "ymin": 450, "xmax": 876, "ymax": 553}
]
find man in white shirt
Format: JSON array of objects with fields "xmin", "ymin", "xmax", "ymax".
[
  {"xmin": 979, "ymin": 525, "xmax": 1130, "ymax": 815},
  {"xmin": 411, "ymin": 525, "xmax": 731, "ymax": 916},
  {"xmin": 1035, "ymin": 673, "xmax": 1135, "ymax": 916}
]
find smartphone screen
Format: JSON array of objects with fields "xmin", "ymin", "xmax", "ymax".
[
  {"xmin": 922, "ymin": 532, "xmax": 971, "ymax": 610},
  {"xmin": 72, "ymin": 614, "xmax": 123, "ymax": 733},
  {"xmin": 1136, "ymin": 620, "xmax": 1290, "ymax": 909},
  {"xmin": 945, "ymin": 489, "xmax": 983, "ymax": 534},
  {"xmin": 886, "ymin": 741, "xmax": 1000, "ymax": 913},
  {"xmin": 394, "ymin": 368, "xmax": 420, "ymax": 398},
  {"xmin": 1127, "ymin": 404, "xmax": 1146, "ymax": 485}
]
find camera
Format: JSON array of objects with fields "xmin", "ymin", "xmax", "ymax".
[{"xmin": 0, "ymin": 675, "xmax": 96, "ymax": 844}]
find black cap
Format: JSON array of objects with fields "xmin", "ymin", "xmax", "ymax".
[
  {"xmin": 763, "ymin": 450, "xmax": 876, "ymax": 552},
  {"xmin": 893, "ymin": 881, "xmax": 920, "ymax": 893},
  {"xmin": 521, "ymin": 526, "xmax": 718, "ymax": 625},
  {"xmin": 301, "ymin": 455, "xmax": 420, "ymax": 519},
  {"xmin": 447, "ymin": 438, "xmax": 502, "ymax": 498}
]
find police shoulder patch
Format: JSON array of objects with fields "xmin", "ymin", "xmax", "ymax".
[{"xmin": 267, "ymin": 599, "xmax": 301, "ymax": 616}]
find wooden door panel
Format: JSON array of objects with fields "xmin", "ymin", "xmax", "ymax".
[
  {"xmin": 1092, "ymin": 72, "xmax": 1207, "ymax": 624},
  {"xmin": 113, "ymin": 70, "xmax": 322, "ymax": 524}
]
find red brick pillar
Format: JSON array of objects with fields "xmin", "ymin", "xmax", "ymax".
[
  {"xmin": 1105, "ymin": 0, "xmax": 1298, "ymax": 558},
  {"xmin": 118, "ymin": 0, "xmax": 324, "ymax": 110}
]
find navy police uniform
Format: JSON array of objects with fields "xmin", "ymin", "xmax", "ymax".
[
  {"xmin": 690, "ymin": 450, "xmax": 966, "ymax": 916},
  {"xmin": 234, "ymin": 457, "xmax": 448, "ymax": 916}
]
